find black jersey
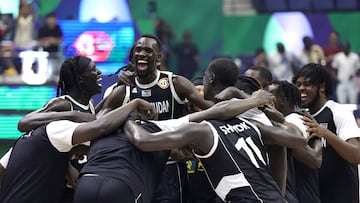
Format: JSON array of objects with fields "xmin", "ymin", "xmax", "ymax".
[
  {"xmin": 195, "ymin": 117, "xmax": 285, "ymax": 202},
  {"xmin": 79, "ymin": 121, "xmax": 170, "ymax": 203},
  {"xmin": 312, "ymin": 101, "xmax": 359, "ymax": 203},
  {"xmin": 285, "ymin": 149, "xmax": 299, "ymax": 203},
  {"xmin": 0, "ymin": 125, "xmax": 69, "ymax": 203},
  {"xmin": 286, "ymin": 112, "xmax": 320, "ymax": 203},
  {"xmin": 124, "ymin": 70, "xmax": 186, "ymax": 120},
  {"xmin": 293, "ymin": 138, "xmax": 321, "ymax": 203},
  {"xmin": 60, "ymin": 95, "xmax": 95, "ymax": 114}
]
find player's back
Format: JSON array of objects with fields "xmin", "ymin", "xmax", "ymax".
[{"xmin": 196, "ymin": 117, "xmax": 285, "ymax": 202}]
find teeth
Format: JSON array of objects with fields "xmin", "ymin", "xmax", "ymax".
[
  {"xmin": 138, "ymin": 60, "xmax": 148, "ymax": 64},
  {"xmin": 97, "ymin": 77, "xmax": 102, "ymax": 81}
]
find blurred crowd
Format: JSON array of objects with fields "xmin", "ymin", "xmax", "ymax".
[{"xmin": 0, "ymin": 0, "xmax": 63, "ymax": 76}]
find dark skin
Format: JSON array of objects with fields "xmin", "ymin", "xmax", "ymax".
[
  {"xmin": 18, "ymin": 60, "xmax": 102, "ymax": 132},
  {"xmin": 97, "ymin": 37, "xmax": 212, "ymax": 117},
  {"xmin": 124, "ymin": 66, "xmax": 307, "ymax": 196},
  {"xmin": 267, "ymin": 83, "xmax": 322, "ymax": 169},
  {"xmin": 6, "ymin": 58, "xmax": 101, "ymax": 185},
  {"xmin": 296, "ymin": 76, "xmax": 360, "ymax": 164},
  {"xmin": 123, "ymin": 90, "xmax": 297, "ymax": 153}
]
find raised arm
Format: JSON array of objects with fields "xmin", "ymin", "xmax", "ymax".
[
  {"xmin": 256, "ymin": 122, "xmax": 307, "ymax": 149},
  {"xmin": 216, "ymin": 86, "xmax": 284, "ymax": 123},
  {"xmin": 172, "ymin": 75, "xmax": 213, "ymax": 110},
  {"xmin": 189, "ymin": 89, "xmax": 274, "ymax": 122},
  {"xmin": 72, "ymin": 99, "xmax": 156, "ymax": 145},
  {"xmin": 124, "ymin": 120, "xmax": 213, "ymax": 155},
  {"xmin": 19, "ymin": 111, "xmax": 96, "ymax": 133},
  {"xmin": 95, "ymin": 85, "xmax": 127, "ymax": 117},
  {"xmin": 18, "ymin": 98, "xmax": 74, "ymax": 132}
]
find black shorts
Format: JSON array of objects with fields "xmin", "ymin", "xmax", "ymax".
[
  {"xmin": 74, "ymin": 175, "xmax": 139, "ymax": 203},
  {"xmin": 152, "ymin": 162, "xmax": 188, "ymax": 203}
]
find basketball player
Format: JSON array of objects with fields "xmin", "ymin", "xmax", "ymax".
[
  {"xmin": 268, "ymin": 80, "xmax": 322, "ymax": 203},
  {"xmin": 99, "ymin": 34, "xmax": 212, "ymax": 203},
  {"xmin": 0, "ymin": 98, "xmax": 156, "ymax": 203},
  {"xmin": 293, "ymin": 63, "xmax": 360, "ymax": 203},
  {"xmin": 123, "ymin": 58, "xmax": 307, "ymax": 202}
]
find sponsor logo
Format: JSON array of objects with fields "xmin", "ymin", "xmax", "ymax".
[{"xmin": 157, "ymin": 77, "xmax": 169, "ymax": 89}]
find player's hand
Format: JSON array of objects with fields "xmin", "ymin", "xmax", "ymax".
[
  {"xmin": 251, "ymin": 89, "xmax": 275, "ymax": 106},
  {"xmin": 117, "ymin": 70, "xmax": 135, "ymax": 87},
  {"xmin": 215, "ymin": 86, "xmax": 248, "ymax": 101},
  {"xmin": 302, "ymin": 115, "xmax": 328, "ymax": 140},
  {"xmin": 133, "ymin": 99, "xmax": 157, "ymax": 120}
]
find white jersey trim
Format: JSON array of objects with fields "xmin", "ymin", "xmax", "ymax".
[
  {"xmin": 167, "ymin": 72, "xmax": 185, "ymax": 104},
  {"xmin": 0, "ymin": 147, "xmax": 12, "ymax": 169},
  {"xmin": 313, "ymin": 100, "xmax": 360, "ymax": 141},
  {"xmin": 150, "ymin": 115, "xmax": 189, "ymax": 131},
  {"xmin": 46, "ymin": 120, "xmax": 85, "ymax": 152},
  {"xmin": 135, "ymin": 70, "xmax": 160, "ymax": 89},
  {"xmin": 60, "ymin": 95, "xmax": 95, "ymax": 114},
  {"xmin": 194, "ymin": 121, "xmax": 219, "ymax": 159},
  {"xmin": 215, "ymin": 173, "xmax": 251, "ymax": 201},
  {"xmin": 103, "ymin": 83, "xmax": 117, "ymax": 99}
]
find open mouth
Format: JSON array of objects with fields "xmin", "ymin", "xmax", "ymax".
[
  {"xmin": 301, "ymin": 94, "xmax": 307, "ymax": 101},
  {"xmin": 137, "ymin": 60, "xmax": 149, "ymax": 71},
  {"xmin": 97, "ymin": 77, "xmax": 103, "ymax": 88}
]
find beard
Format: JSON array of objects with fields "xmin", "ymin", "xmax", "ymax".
[
  {"xmin": 135, "ymin": 62, "xmax": 155, "ymax": 78},
  {"xmin": 302, "ymin": 89, "xmax": 320, "ymax": 109}
]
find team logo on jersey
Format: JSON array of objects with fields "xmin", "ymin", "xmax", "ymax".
[
  {"xmin": 141, "ymin": 90, "xmax": 151, "ymax": 97},
  {"xmin": 132, "ymin": 87, "xmax": 137, "ymax": 93},
  {"xmin": 157, "ymin": 77, "xmax": 169, "ymax": 89}
]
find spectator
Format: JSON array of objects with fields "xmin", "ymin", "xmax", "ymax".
[
  {"xmin": 253, "ymin": 47, "xmax": 268, "ymax": 68},
  {"xmin": 323, "ymin": 31, "xmax": 343, "ymax": 98},
  {"xmin": 38, "ymin": 12, "xmax": 63, "ymax": 53},
  {"xmin": 299, "ymin": 36, "xmax": 325, "ymax": 66},
  {"xmin": 332, "ymin": 42, "xmax": 360, "ymax": 104},
  {"xmin": 173, "ymin": 31, "xmax": 200, "ymax": 79},
  {"xmin": 37, "ymin": 12, "xmax": 63, "ymax": 77},
  {"xmin": 155, "ymin": 18, "xmax": 174, "ymax": 70},
  {"xmin": 13, "ymin": 3, "xmax": 36, "ymax": 51},
  {"xmin": 267, "ymin": 42, "xmax": 299, "ymax": 82},
  {"xmin": 0, "ymin": 11, "xmax": 16, "ymax": 75}
]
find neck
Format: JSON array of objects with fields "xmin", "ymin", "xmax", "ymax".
[
  {"xmin": 137, "ymin": 69, "xmax": 158, "ymax": 84},
  {"xmin": 211, "ymin": 85, "xmax": 230, "ymax": 103},
  {"xmin": 69, "ymin": 90, "xmax": 90, "ymax": 106},
  {"xmin": 280, "ymin": 106, "xmax": 293, "ymax": 116},
  {"xmin": 309, "ymin": 96, "xmax": 327, "ymax": 114}
]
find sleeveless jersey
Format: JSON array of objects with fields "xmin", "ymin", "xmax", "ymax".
[
  {"xmin": 0, "ymin": 125, "xmax": 69, "ymax": 203},
  {"xmin": 60, "ymin": 95, "xmax": 94, "ymax": 168},
  {"xmin": 286, "ymin": 112, "xmax": 319, "ymax": 203},
  {"xmin": 60, "ymin": 95, "xmax": 95, "ymax": 114},
  {"xmin": 195, "ymin": 117, "xmax": 285, "ymax": 202},
  {"xmin": 123, "ymin": 70, "xmax": 186, "ymax": 120},
  {"xmin": 80, "ymin": 121, "xmax": 170, "ymax": 203}
]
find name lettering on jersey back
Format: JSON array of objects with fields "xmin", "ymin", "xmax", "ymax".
[
  {"xmin": 219, "ymin": 122, "xmax": 251, "ymax": 135},
  {"xmin": 151, "ymin": 100, "xmax": 170, "ymax": 114}
]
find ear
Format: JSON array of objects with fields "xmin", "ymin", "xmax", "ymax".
[
  {"xmin": 156, "ymin": 52, "xmax": 162, "ymax": 63},
  {"xmin": 278, "ymin": 96, "xmax": 286, "ymax": 107},
  {"xmin": 319, "ymin": 82, "xmax": 326, "ymax": 93},
  {"xmin": 209, "ymin": 73, "xmax": 215, "ymax": 84}
]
